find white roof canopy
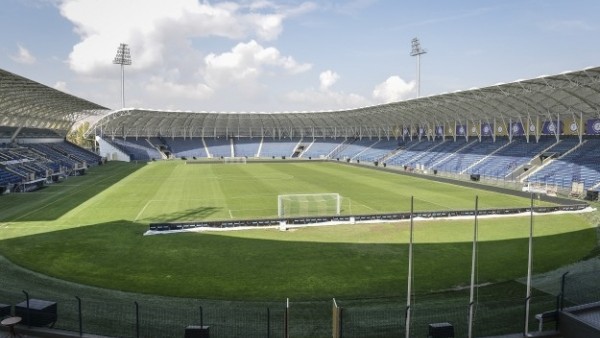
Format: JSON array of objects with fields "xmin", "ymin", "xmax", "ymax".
[
  {"xmin": 0, "ymin": 68, "xmax": 108, "ymax": 136},
  {"xmin": 93, "ymin": 67, "xmax": 600, "ymax": 139}
]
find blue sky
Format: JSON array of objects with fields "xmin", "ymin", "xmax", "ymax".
[{"xmin": 1, "ymin": 0, "xmax": 599, "ymax": 113}]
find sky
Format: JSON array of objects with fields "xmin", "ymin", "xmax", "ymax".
[{"xmin": 1, "ymin": 0, "xmax": 599, "ymax": 113}]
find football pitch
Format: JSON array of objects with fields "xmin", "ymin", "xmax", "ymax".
[
  {"xmin": 60, "ymin": 160, "xmax": 556, "ymax": 223},
  {"xmin": 0, "ymin": 160, "xmax": 596, "ymax": 301}
]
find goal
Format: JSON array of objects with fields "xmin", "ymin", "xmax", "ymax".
[
  {"xmin": 277, "ymin": 193, "xmax": 341, "ymax": 218},
  {"xmin": 223, "ymin": 157, "xmax": 247, "ymax": 164}
]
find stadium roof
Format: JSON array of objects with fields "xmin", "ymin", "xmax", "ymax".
[
  {"xmin": 3, "ymin": 66, "xmax": 600, "ymax": 139},
  {"xmin": 0, "ymin": 68, "xmax": 109, "ymax": 135},
  {"xmin": 94, "ymin": 66, "xmax": 600, "ymax": 139}
]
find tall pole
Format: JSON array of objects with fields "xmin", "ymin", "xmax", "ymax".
[
  {"xmin": 468, "ymin": 196, "xmax": 479, "ymax": 338},
  {"xmin": 405, "ymin": 196, "xmax": 414, "ymax": 338},
  {"xmin": 113, "ymin": 43, "xmax": 132, "ymax": 108},
  {"xmin": 410, "ymin": 38, "xmax": 426, "ymax": 98},
  {"xmin": 120, "ymin": 64, "xmax": 125, "ymax": 107},
  {"xmin": 524, "ymin": 194, "xmax": 534, "ymax": 335}
]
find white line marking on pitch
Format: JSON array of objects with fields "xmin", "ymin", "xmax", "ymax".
[
  {"xmin": 351, "ymin": 199, "xmax": 378, "ymax": 212},
  {"xmin": 228, "ymin": 210, "xmax": 234, "ymax": 219},
  {"xmin": 135, "ymin": 200, "xmax": 153, "ymax": 221}
]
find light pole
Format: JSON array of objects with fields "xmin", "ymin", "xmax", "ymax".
[
  {"xmin": 410, "ymin": 38, "xmax": 426, "ymax": 98},
  {"xmin": 113, "ymin": 43, "xmax": 132, "ymax": 108}
]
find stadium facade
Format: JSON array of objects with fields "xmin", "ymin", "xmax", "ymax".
[
  {"xmin": 2, "ymin": 66, "xmax": 600, "ymax": 337},
  {"xmin": 3, "ymin": 66, "xmax": 600, "ymax": 196},
  {"xmin": 92, "ymin": 67, "xmax": 600, "ymax": 141}
]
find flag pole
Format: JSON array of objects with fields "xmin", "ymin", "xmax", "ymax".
[
  {"xmin": 524, "ymin": 194, "xmax": 534, "ymax": 335},
  {"xmin": 405, "ymin": 196, "xmax": 414, "ymax": 338},
  {"xmin": 468, "ymin": 196, "xmax": 479, "ymax": 338}
]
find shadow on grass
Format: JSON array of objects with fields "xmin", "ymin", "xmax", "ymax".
[
  {"xmin": 140, "ymin": 206, "xmax": 221, "ymax": 223},
  {"xmin": 0, "ymin": 220, "xmax": 596, "ymax": 338},
  {"xmin": 0, "ymin": 219, "xmax": 595, "ymax": 301},
  {"xmin": 0, "ymin": 162, "xmax": 145, "ymax": 222}
]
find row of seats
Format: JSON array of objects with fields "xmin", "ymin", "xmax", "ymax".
[
  {"xmin": 0, "ymin": 141, "xmax": 101, "ymax": 191},
  {"xmin": 105, "ymin": 136, "xmax": 600, "ymax": 190},
  {"xmin": 526, "ymin": 139, "xmax": 600, "ymax": 190}
]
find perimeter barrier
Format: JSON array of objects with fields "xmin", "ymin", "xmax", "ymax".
[
  {"xmin": 148, "ymin": 204, "xmax": 589, "ymax": 232},
  {"xmin": 1, "ymin": 270, "xmax": 599, "ymax": 337}
]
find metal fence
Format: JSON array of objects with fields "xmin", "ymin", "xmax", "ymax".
[{"xmin": 1, "ymin": 270, "xmax": 598, "ymax": 337}]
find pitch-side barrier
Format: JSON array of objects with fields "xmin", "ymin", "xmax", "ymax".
[{"xmin": 148, "ymin": 203, "xmax": 590, "ymax": 232}]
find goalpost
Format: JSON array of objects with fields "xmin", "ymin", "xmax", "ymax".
[
  {"xmin": 223, "ymin": 157, "xmax": 247, "ymax": 164},
  {"xmin": 277, "ymin": 193, "xmax": 341, "ymax": 218}
]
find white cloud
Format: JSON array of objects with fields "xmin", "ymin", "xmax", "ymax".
[
  {"xmin": 59, "ymin": 0, "xmax": 312, "ymax": 75},
  {"xmin": 286, "ymin": 71, "xmax": 417, "ymax": 111},
  {"xmin": 204, "ymin": 40, "xmax": 311, "ymax": 88},
  {"xmin": 372, "ymin": 76, "xmax": 415, "ymax": 103},
  {"xmin": 319, "ymin": 70, "xmax": 339, "ymax": 91},
  {"xmin": 145, "ymin": 76, "xmax": 214, "ymax": 100},
  {"xmin": 58, "ymin": 0, "xmax": 318, "ymax": 110},
  {"xmin": 286, "ymin": 88, "xmax": 370, "ymax": 111},
  {"xmin": 287, "ymin": 73, "xmax": 415, "ymax": 111},
  {"xmin": 53, "ymin": 81, "xmax": 69, "ymax": 93},
  {"xmin": 11, "ymin": 44, "xmax": 36, "ymax": 64},
  {"xmin": 326, "ymin": 0, "xmax": 379, "ymax": 16},
  {"xmin": 540, "ymin": 20, "xmax": 596, "ymax": 32},
  {"xmin": 285, "ymin": 71, "xmax": 370, "ymax": 111}
]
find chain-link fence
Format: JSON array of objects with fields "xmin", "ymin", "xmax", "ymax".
[
  {"xmin": 562, "ymin": 270, "xmax": 600, "ymax": 308},
  {"xmin": 1, "ymin": 269, "xmax": 598, "ymax": 338}
]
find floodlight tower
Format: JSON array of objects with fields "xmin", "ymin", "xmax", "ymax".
[
  {"xmin": 410, "ymin": 38, "xmax": 426, "ymax": 98},
  {"xmin": 113, "ymin": 43, "xmax": 132, "ymax": 108}
]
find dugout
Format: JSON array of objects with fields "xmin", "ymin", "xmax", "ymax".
[{"xmin": 585, "ymin": 190, "xmax": 599, "ymax": 201}]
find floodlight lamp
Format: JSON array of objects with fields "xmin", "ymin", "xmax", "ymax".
[
  {"xmin": 113, "ymin": 43, "xmax": 132, "ymax": 66},
  {"xmin": 410, "ymin": 38, "xmax": 426, "ymax": 98},
  {"xmin": 113, "ymin": 43, "xmax": 132, "ymax": 108},
  {"xmin": 410, "ymin": 38, "xmax": 426, "ymax": 57}
]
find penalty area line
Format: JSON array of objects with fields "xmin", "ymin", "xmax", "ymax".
[
  {"xmin": 349, "ymin": 199, "xmax": 378, "ymax": 212},
  {"xmin": 135, "ymin": 200, "xmax": 153, "ymax": 221}
]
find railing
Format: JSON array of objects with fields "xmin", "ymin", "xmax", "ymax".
[{"xmin": 1, "ymin": 286, "xmax": 587, "ymax": 338}]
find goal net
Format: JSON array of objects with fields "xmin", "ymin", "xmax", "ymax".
[
  {"xmin": 278, "ymin": 193, "xmax": 341, "ymax": 218},
  {"xmin": 223, "ymin": 157, "xmax": 247, "ymax": 164}
]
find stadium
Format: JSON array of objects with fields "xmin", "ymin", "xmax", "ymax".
[{"xmin": 1, "ymin": 62, "xmax": 600, "ymax": 338}]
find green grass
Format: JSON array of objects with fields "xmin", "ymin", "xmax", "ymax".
[
  {"xmin": 0, "ymin": 216, "xmax": 594, "ymax": 301},
  {"xmin": 0, "ymin": 161, "xmax": 595, "ymax": 301}
]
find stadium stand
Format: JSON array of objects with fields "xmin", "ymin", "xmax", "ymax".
[
  {"xmin": 259, "ymin": 137, "xmax": 301, "ymax": 158},
  {"xmin": 410, "ymin": 138, "xmax": 471, "ymax": 170},
  {"xmin": 0, "ymin": 139, "xmax": 100, "ymax": 192},
  {"xmin": 329, "ymin": 138, "xmax": 378, "ymax": 160},
  {"xmin": 351, "ymin": 138, "xmax": 400, "ymax": 162},
  {"xmin": 386, "ymin": 139, "xmax": 441, "ymax": 167},
  {"xmin": 204, "ymin": 137, "xmax": 232, "ymax": 158},
  {"xmin": 164, "ymin": 138, "xmax": 207, "ymax": 158},
  {"xmin": 468, "ymin": 136, "xmax": 556, "ymax": 179},
  {"xmin": 526, "ymin": 138, "xmax": 600, "ymax": 190},
  {"xmin": 0, "ymin": 167, "xmax": 22, "ymax": 186},
  {"xmin": 433, "ymin": 137, "xmax": 508, "ymax": 174},
  {"xmin": 301, "ymin": 137, "xmax": 345, "ymax": 158},
  {"xmin": 105, "ymin": 137, "xmax": 162, "ymax": 161},
  {"xmin": 233, "ymin": 137, "xmax": 261, "ymax": 157},
  {"xmin": 3, "ymin": 63, "xmax": 600, "ymax": 337}
]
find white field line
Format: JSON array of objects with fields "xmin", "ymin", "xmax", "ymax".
[
  {"xmin": 8, "ymin": 170, "xmax": 130, "ymax": 222},
  {"xmin": 135, "ymin": 200, "xmax": 153, "ymax": 221},
  {"xmin": 349, "ymin": 199, "xmax": 377, "ymax": 212},
  {"xmin": 0, "ymin": 222, "xmax": 82, "ymax": 230},
  {"xmin": 143, "ymin": 193, "xmax": 274, "ymax": 203}
]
